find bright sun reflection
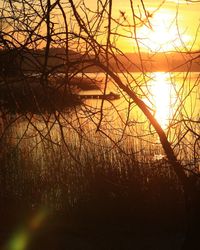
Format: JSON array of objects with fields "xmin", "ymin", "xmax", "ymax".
[
  {"xmin": 148, "ymin": 72, "xmax": 176, "ymax": 128},
  {"xmin": 138, "ymin": 11, "xmax": 190, "ymax": 52}
]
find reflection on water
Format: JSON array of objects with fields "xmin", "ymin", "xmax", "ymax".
[
  {"xmin": 79, "ymin": 71, "xmax": 199, "ymax": 162},
  {"xmin": 1, "ymin": 71, "xmax": 199, "ymax": 164},
  {"xmin": 148, "ymin": 72, "xmax": 177, "ymax": 128}
]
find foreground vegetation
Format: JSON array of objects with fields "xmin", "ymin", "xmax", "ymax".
[{"xmin": 0, "ymin": 122, "xmax": 186, "ymax": 250}]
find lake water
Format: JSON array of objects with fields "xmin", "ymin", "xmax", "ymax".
[
  {"xmin": 80, "ymin": 71, "xmax": 199, "ymax": 126},
  {"xmin": 2, "ymin": 71, "xmax": 200, "ymax": 166},
  {"xmin": 79, "ymin": 71, "xmax": 199, "ymax": 153}
]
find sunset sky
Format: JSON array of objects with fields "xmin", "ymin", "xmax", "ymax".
[
  {"xmin": 1, "ymin": 0, "xmax": 199, "ymax": 53},
  {"xmin": 84, "ymin": 0, "xmax": 200, "ymax": 52}
]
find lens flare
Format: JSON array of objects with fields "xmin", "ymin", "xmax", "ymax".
[
  {"xmin": 5, "ymin": 208, "xmax": 48, "ymax": 250},
  {"xmin": 6, "ymin": 231, "xmax": 28, "ymax": 250}
]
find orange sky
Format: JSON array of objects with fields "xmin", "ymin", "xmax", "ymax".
[
  {"xmin": 1, "ymin": 0, "xmax": 199, "ymax": 53},
  {"xmin": 84, "ymin": 0, "xmax": 200, "ymax": 52}
]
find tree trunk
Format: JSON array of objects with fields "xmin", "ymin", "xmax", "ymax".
[{"xmin": 95, "ymin": 61, "xmax": 200, "ymax": 250}]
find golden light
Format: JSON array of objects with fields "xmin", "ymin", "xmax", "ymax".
[
  {"xmin": 138, "ymin": 10, "xmax": 191, "ymax": 52},
  {"xmin": 148, "ymin": 72, "xmax": 177, "ymax": 128}
]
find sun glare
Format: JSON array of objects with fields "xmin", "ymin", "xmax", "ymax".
[
  {"xmin": 148, "ymin": 72, "xmax": 176, "ymax": 128},
  {"xmin": 138, "ymin": 11, "xmax": 190, "ymax": 52}
]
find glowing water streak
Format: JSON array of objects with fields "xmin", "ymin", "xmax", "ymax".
[{"xmin": 148, "ymin": 72, "xmax": 177, "ymax": 129}]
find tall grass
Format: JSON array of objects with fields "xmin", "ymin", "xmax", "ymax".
[{"xmin": 0, "ymin": 114, "xmax": 185, "ymax": 228}]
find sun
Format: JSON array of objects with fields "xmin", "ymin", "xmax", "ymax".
[{"xmin": 137, "ymin": 11, "xmax": 190, "ymax": 52}]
